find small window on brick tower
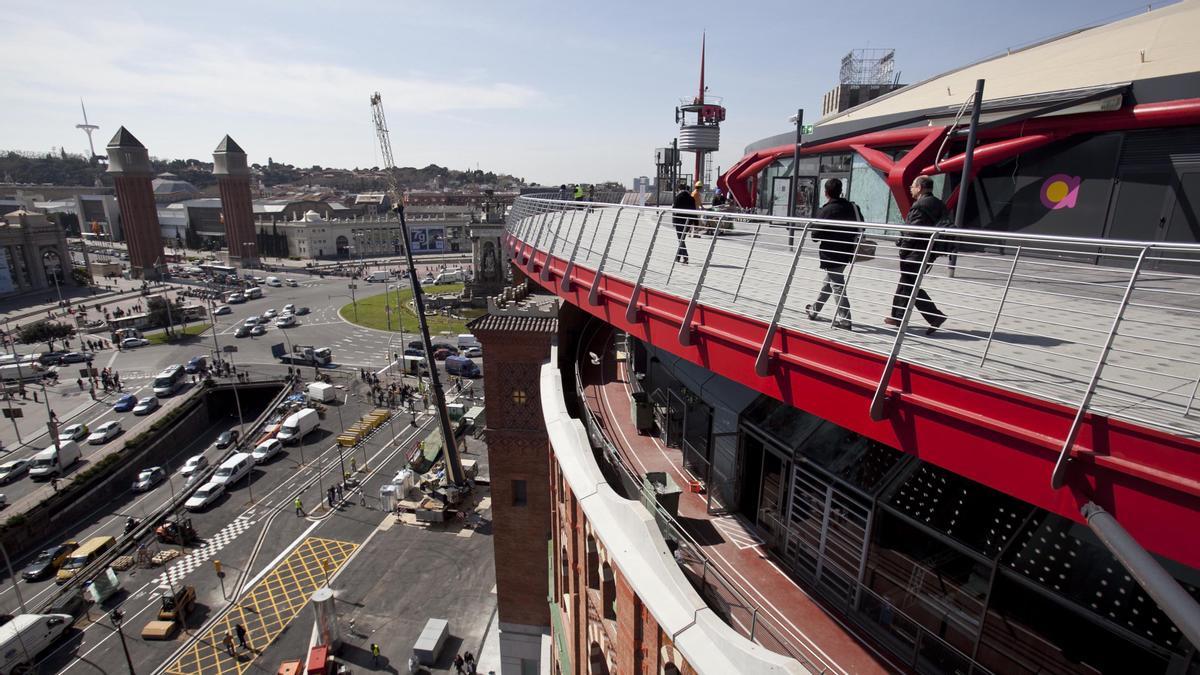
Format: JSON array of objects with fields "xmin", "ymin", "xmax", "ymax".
[
  {"xmin": 511, "ymin": 388, "xmax": 528, "ymax": 405},
  {"xmin": 512, "ymin": 479, "xmax": 527, "ymax": 506}
]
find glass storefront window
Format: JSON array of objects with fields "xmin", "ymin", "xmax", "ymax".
[
  {"xmin": 849, "ymin": 155, "xmax": 892, "ymax": 224},
  {"xmin": 820, "ymin": 154, "xmax": 854, "ymax": 173}
]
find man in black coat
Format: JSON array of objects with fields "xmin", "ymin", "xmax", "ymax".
[
  {"xmin": 886, "ymin": 175, "xmax": 948, "ymax": 334},
  {"xmin": 806, "ymin": 178, "xmax": 861, "ymax": 329},
  {"xmin": 671, "ymin": 182, "xmax": 695, "ymax": 264}
]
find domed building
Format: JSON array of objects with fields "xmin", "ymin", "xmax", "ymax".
[{"xmin": 151, "ymin": 172, "xmax": 200, "ymax": 204}]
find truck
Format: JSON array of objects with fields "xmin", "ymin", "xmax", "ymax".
[
  {"xmin": 0, "ymin": 362, "xmax": 44, "ymax": 383},
  {"xmin": 434, "ymin": 270, "xmax": 463, "ymax": 284},
  {"xmin": 366, "ymin": 270, "xmax": 390, "ymax": 283},
  {"xmin": 277, "ymin": 408, "xmax": 320, "ymax": 445},
  {"xmin": 444, "ymin": 355, "xmax": 480, "ymax": 378},
  {"xmin": 0, "ymin": 614, "xmax": 73, "ymax": 674},
  {"xmin": 273, "ymin": 344, "xmax": 333, "ymax": 367},
  {"xmin": 403, "ymin": 355, "xmax": 429, "ymax": 376},
  {"xmin": 29, "ymin": 440, "xmax": 81, "ymax": 480}
]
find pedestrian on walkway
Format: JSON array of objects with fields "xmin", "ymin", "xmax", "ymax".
[
  {"xmin": 454, "ymin": 653, "xmax": 465, "ymax": 674},
  {"xmin": 235, "ymin": 622, "xmax": 249, "ymax": 650},
  {"xmin": 887, "ymin": 175, "xmax": 948, "ymax": 334},
  {"xmin": 672, "ymin": 182, "xmax": 694, "ymax": 264},
  {"xmin": 222, "ymin": 631, "xmax": 235, "ymax": 656},
  {"xmin": 806, "ymin": 178, "xmax": 861, "ymax": 330},
  {"xmin": 464, "ymin": 651, "xmax": 476, "ymax": 673},
  {"xmin": 371, "ymin": 642, "xmax": 381, "ymax": 666},
  {"xmin": 327, "ymin": 486, "xmax": 335, "ymax": 507},
  {"xmin": 294, "ymin": 497, "xmax": 304, "ymax": 516}
]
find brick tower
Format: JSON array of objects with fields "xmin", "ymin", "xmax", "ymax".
[
  {"xmin": 106, "ymin": 127, "xmax": 165, "ymax": 279},
  {"xmin": 467, "ymin": 287, "xmax": 559, "ymax": 674},
  {"xmin": 212, "ymin": 135, "xmax": 259, "ymax": 267}
]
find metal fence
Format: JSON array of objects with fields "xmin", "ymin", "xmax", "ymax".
[{"xmin": 512, "ymin": 195, "xmax": 1200, "ymax": 486}]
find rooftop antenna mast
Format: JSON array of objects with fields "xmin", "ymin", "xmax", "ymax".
[
  {"xmin": 368, "ymin": 91, "xmax": 467, "ymax": 489},
  {"xmin": 75, "ymin": 100, "xmax": 99, "ymax": 161}
]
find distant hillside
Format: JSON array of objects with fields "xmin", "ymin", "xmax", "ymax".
[{"xmin": 0, "ymin": 149, "xmax": 525, "ymax": 192}]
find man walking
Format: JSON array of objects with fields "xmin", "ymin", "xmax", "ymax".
[
  {"xmin": 371, "ymin": 642, "xmax": 381, "ymax": 666},
  {"xmin": 235, "ymin": 622, "xmax": 250, "ymax": 650},
  {"xmin": 222, "ymin": 630, "xmax": 236, "ymax": 657},
  {"xmin": 806, "ymin": 178, "xmax": 861, "ymax": 330},
  {"xmin": 886, "ymin": 175, "xmax": 948, "ymax": 334},
  {"xmin": 672, "ymin": 182, "xmax": 695, "ymax": 264},
  {"xmin": 294, "ymin": 497, "xmax": 304, "ymax": 517}
]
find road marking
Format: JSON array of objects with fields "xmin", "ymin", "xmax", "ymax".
[{"xmin": 162, "ymin": 537, "xmax": 358, "ymax": 675}]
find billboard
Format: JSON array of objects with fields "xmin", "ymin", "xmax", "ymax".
[{"xmin": 410, "ymin": 226, "xmax": 446, "ymax": 253}]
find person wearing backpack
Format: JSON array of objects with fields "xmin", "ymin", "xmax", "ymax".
[
  {"xmin": 886, "ymin": 175, "xmax": 948, "ymax": 334},
  {"xmin": 806, "ymin": 178, "xmax": 861, "ymax": 329}
]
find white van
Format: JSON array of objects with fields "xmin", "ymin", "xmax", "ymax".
[
  {"xmin": 434, "ymin": 270, "xmax": 463, "ymax": 284},
  {"xmin": 152, "ymin": 364, "xmax": 186, "ymax": 397},
  {"xmin": 277, "ymin": 408, "xmax": 319, "ymax": 445},
  {"xmin": 211, "ymin": 452, "xmax": 253, "ymax": 486},
  {"xmin": 265, "ymin": 276, "xmax": 282, "ymax": 287},
  {"xmin": 456, "ymin": 333, "xmax": 480, "ymax": 350},
  {"xmin": 29, "ymin": 441, "xmax": 81, "ymax": 480},
  {"xmin": 0, "ymin": 614, "xmax": 72, "ymax": 674}
]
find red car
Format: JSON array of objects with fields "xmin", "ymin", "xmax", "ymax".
[{"xmin": 433, "ymin": 349, "xmax": 451, "ymax": 361}]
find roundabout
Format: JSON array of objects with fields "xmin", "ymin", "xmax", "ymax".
[{"xmin": 336, "ymin": 282, "xmax": 484, "ymax": 336}]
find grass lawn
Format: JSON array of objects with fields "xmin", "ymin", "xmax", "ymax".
[
  {"xmin": 145, "ymin": 323, "xmax": 212, "ymax": 345},
  {"xmin": 338, "ymin": 283, "xmax": 484, "ymax": 336}
]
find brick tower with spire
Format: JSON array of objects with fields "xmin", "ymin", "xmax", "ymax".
[
  {"xmin": 212, "ymin": 135, "xmax": 259, "ymax": 267},
  {"xmin": 106, "ymin": 127, "xmax": 165, "ymax": 280}
]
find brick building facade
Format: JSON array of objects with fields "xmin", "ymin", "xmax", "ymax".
[{"xmin": 106, "ymin": 127, "xmax": 165, "ymax": 280}]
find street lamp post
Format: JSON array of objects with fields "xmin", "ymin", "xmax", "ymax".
[
  {"xmin": 335, "ymin": 395, "xmax": 349, "ymax": 486},
  {"xmin": 110, "ymin": 609, "xmax": 136, "ymax": 674}
]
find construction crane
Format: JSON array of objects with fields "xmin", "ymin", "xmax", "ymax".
[{"xmin": 368, "ymin": 92, "xmax": 468, "ymax": 490}]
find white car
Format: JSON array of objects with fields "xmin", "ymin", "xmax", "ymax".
[
  {"xmin": 185, "ymin": 481, "xmax": 225, "ymax": 511},
  {"xmin": 133, "ymin": 397, "xmax": 160, "ymax": 415},
  {"xmin": 283, "ymin": 304, "xmax": 296, "ymax": 314},
  {"xmin": 87, "ymin": 420, "xmax": 121, "ymax": 445},
  {"xmin": 251, "ymin": 439, "xmax": 282, "ymax": 464},
  {"xmin": 285, "ymin": 279, "xmax": 299, "ymax": 287},
  {"xmin": 275, "ymin": 315, "xmax": 296, "ymax": 328},
  {"xmin": 180, "ymin": 454, "xmax": 209, "ymax": 478},
  {"xmin": 213, "ymin": 305, "xmax": 232, "ymax": 316},
  {"xmin": 243, "ymin": 316, "xmax": 260, "ymax": 327},
  {"xmin": 58, "ymin": 423, "xmax": 88, "ymax": 442},
  {"xmin": 263, "ymin": 308, "xmax": 278, "ymax": 319},
  {"xmin": 462, "ymin": 346, "xmax": 482, "ymax": 358},
  {"xmin": 121, "ymin": 337, "xmax": 150, "ymax": 349}
]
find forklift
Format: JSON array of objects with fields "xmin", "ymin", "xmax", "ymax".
[{"xmin": 155, "ymin": 516, "xmax": 197, "ymax": 545}]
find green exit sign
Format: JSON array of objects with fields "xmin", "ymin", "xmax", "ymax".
[{"xmin": 801, "ymin": 124, "xmax": 814, "ymax": 135}]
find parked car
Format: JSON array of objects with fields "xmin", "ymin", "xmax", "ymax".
[
  {"xmin": 131, "ymin": 467, "xmax": 166, "ymax": 492},
  {"xmin": 283, "ymin": 304, "xmax": 296, "ymax": 314},
  {"xmin": 121, "ymin": 337, "xmax": 150, "ymax": 349},
  {"xmin": 133, "ymin": 397, "xmax": 160, "ymax": 415},
  {"xmin": 0, "ymin": 460, "xmax": 28, "ymax": 484},
  {"xmin": 37, "ymin": 351, "xmax": 68, "ymax": 366},
  {"xmin": 234, "ymin": 326, "xmax": 251, "ymax": 338},
  {"xmin": 263, "ymin": 308, "xmax": 278, "ymax": 319},
  {"xmin": 184, "ymin": 356, "xmax": 207, "ymax": 374},
  {"xmin": 185, "ymin": 481, "xmax": 224, "ymax": 511},
  {"xmin": 251, "ymin": 439, "xmax": 282, "ymax": 464},
  {"xmin": 285, "ymin": 279, "xmax": 299, "ymax": 287},
  {"xmin": 250, "ymin": 325, "xmax": 267, "ymax": 336},
  {"xmin": 58, "ymin": 424, "xmax": 88, "ymax": 442},
  {"xmin": 213, "ymin": 304, "xmax": 232, "ymax": 315},
  {"xmin": 462, "ymin": 346, "xmax": 482, "ymax": 358},
  {"xmin": 243, "ymin": 316, "xmax": 260, "ymax": 327},
  {"xmin": 433, "ymin": 348, "xmax": 451, "ymax": 361},
  {"xmin": 216, "ymin": 429, "xmax": 239, "ymax": 449},
  {"xmin": 275, "ymin": 315, "xmax": 296, "ymax": 328},
  {"xmin": 113, "ymin": 394, "xmax": 138, "ymax": 412},
  {"xmin": 60, "ymin": 352, "xmax": 93, "ymax": 364},
  {"xmin": 87, "ymin": 421, "xmax": 122, "ymax": 445},
  {"xmin": 295, "ymin": 307, "xmax": 310, "ymax": 316},
  {"xmin": 180, "ymin": 454, "xmax": 209, "ymax": 478},
  {"xmin": 21, "ymin": 542, "xmax": 77, "ymax": 581}
]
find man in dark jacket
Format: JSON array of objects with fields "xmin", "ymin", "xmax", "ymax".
[
  {"xmin": 886, "ymin": 175, "xmax": 947, "ymax": 334},
  {"xmin": 806, "ymin": 178, "xmax": 861, "ymax": 329},
  {"xmin": 672, "ymin": 182, "xmax": 695, "ymax": 264}
]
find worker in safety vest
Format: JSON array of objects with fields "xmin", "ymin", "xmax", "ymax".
[{"xmin": 572, "ymin": 184, "xmax": 585, "ymax": 201}]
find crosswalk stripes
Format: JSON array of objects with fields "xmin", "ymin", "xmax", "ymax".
[{"xmin": 712, "ymin": 515, "xmax": 765, "ymax": 550}]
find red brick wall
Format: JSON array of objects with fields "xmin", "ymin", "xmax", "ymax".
[
  {"xmin": 475, "ymin": 326, "xmax": 554, "ymax": 629},
  {"xmin": 217, "ymin": 176, "xmax": 257, "ymax": 261}
]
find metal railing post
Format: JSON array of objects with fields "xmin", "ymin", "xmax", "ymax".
[
  {"xmin": 733, "ymin": 220, "xmax": 763, "ymax": 302},
  {"xmin": 624, "ymin": 212, "xmax": 666, "ymax": 324},
  {"xmin": 590, "ymin": 210, "xmax": 636, "ymax": 306},
  {"xmin": 620, "ymin": 208, "xmax": 655, "ymax": 272},
  {"xmin": 979, "ymin": 246, "xmax": 1023, "ymax": 367},
  {"xmin": 540, "ymin": 210, "xmax": 570, "ymax": 281},
  {"xmin": 679, "ymin": 217, "xmax": 726, "ymax": 346},
  {"xmin": 750, "ymin": 608, "xmax": 759, "ymax": 640},
  {"xmin": 1050, "ymin": 246, "xmax": 1148, "ymax": 489},
  {"xmin": 753, "ymin": 224, "xmax": 811, "ymax": 377},
  {"xmin": 561, "ymin": 209, "xmax": 597, "ymax": 292},
  {"xmin": 524, "ymin": 211, "xmax": 552, "ymax": 270},
  {"xmin": 868, "ymin": 233, "xmax": 939, "ymax": 421},
  {"xmin": 586, "ymin": 203, "xmax": 608, "ymax": 258}
]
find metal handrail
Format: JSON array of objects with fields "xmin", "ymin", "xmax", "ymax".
[{"xmin": 509, "ymin": 196, "xmax": 1200, "ymax": 460}]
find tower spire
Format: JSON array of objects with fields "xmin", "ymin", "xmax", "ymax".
[{"xmin": 698, "ymin": 32, "xmax": 706, "ymax": 105}]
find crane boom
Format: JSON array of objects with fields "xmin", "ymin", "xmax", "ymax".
[{"xmin": 368, "ymin": 91, "xmax": 467, "ymax": 489}]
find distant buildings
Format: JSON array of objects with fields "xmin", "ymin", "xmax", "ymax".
[{"xmin": 0, "ymin": 209, "xmax": 74, "ymax": 297}]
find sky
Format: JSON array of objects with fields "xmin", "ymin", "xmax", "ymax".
[{"xmin": 0, "ymin": 0, "xmax": 1169, "ymax": 186}]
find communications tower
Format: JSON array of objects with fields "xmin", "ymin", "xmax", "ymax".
[
  {"xmin": 75, "ymin": 100, "xmax": 100, "ymax": 161},
  {"xmin": 676, "ymin": 34, "xmax": 725, "ymax": 193}
]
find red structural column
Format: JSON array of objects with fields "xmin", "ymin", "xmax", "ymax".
[
  {"xmin": 106, "ymin": 127, "xmax": 164, "ymax": 280},
  {"xmin": 213, "ymin": 135, "xmax": 259, "ymax": 266}
]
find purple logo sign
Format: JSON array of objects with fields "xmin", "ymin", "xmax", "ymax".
[{"xmin": 1040, "ymin": 174, "xmax": 1081, "ymax": 210}]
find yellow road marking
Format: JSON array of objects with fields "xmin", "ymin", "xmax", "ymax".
[{"xmin": 163, "ymin": 537, "xmax": 358, "ymax": 675}]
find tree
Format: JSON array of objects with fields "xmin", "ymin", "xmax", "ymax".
[
  {"xmin": 147, "ymin": 296, "xmax": 186, "ymax": 336},
  {"xmin": 17, "ymin": 321, "xmax": 75, "ymax": 351}
]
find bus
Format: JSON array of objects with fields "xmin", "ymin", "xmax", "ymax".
[{"xmin": 152, "ymin": 364, "xmax": 187, "ymax": 397}]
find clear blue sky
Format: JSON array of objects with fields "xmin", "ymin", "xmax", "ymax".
[{"xmin": 0, "ymin": 0, "xmax": 1167, "ymax": 186}]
